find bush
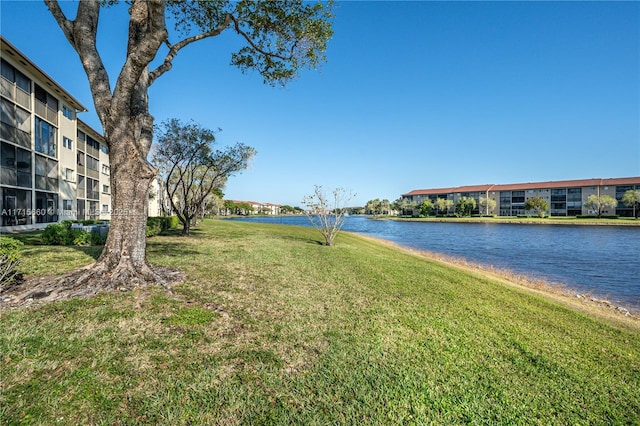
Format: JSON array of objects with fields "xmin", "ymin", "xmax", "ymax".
[
  {"xmin": 0, "ymin": 236, "xmax": 24, "ymax": 289},
  {"xmin": 146, "ymin": 216, "xmax": 180, "ymax": 237},
  {"xmin": 41, "ymin": 224, "xmax": 106, "ymax": 246},
  {"xmin": 146, "ymin": 217, "xmax": 164, "ymax": 237},
  {"xmin": 166, "ymin": 216, "xmax": 180, "ymax": 229},
  {"xmin": 42, "ymin": 224, "xmax": 69, "ymax": 245}
]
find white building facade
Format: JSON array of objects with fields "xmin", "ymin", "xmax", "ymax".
[{"xmin": 1, "ymin": 36, "xmax": 112, "ymax": 232}]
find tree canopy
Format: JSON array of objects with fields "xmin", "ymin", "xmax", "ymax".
[
  {"xmin": 524, "ymin": 196, "xmax": 549, "ymax": 218},
  {"xmin": 584, "ymin": 194, "xmax": 618, "ymax": 218},
  {"xmin": 16, "ymin": 0, "xmax": 336, "ymax": 300},
  {"xmin": 455, "ymin": 197, "xmax": 476, "ymax": 217},
  {"xmin": 152, "ymin": 118, "xmax": 255, "ymax": 236}
]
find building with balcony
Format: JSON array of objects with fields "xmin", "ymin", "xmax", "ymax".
[
  {"xmin": 402, "ymin": 177, "xmax": 640, "ymax": 217},
  {"xmin": 1, "ymin": 36, "xmax": 112, "ymax": 231}
]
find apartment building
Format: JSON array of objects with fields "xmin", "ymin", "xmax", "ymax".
[
  {"xmin": 1, "ymin": 36, "xmax": 112, "ymax": 232},
  {"xmin": 402, "ymin": 177, "xmax": 640, "ymax": 217}
]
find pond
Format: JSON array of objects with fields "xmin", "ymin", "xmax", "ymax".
[{"xmin": 229, "ymin": 215, "xmax": 640, "ymax": 311}]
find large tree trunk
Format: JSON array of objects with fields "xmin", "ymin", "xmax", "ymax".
[{"xmin": 94, "ymin": 117, "xmax": 157, "ymax": 285}]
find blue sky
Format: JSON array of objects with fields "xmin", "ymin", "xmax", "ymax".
[{"xmin": 1, "ymin": 1, "xmax": 639, "ymax": 207}]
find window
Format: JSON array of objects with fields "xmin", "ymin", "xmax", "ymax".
[
  {"xmin": 1, "ymin": 59, "xmax": 31, "ymax": 93},
  {"xmin": 34, "ymin": 117, "xmax": 57, "ymax": 157},
  {"xmin": 87, "ymin": 177, "xmax": 99, "ymax": 200},
  {"xmin": 101, "ymin": 164, "xmax": 110, "ymax": 175},
  {"xmin": 102, "ymin": 204, "xmax": 110, "ymax": 213},
  {"xmin": 35, "ymin": 155, "xmax": 58, "ymax": 191},
  {"xmin": 63, "ymin": 136, "xmax": 73, "ymax": 150},
  {"xmin": 61, "ymin": 199, "xmax": 73, "ymax": 219},
  {"xmin": 0, "ymin": 142, "xmax": 31, "ymax": 188},
  {"xmin": 77, "ymin": 151, "xmax": 84, "ymax": 166},
  {"xmin": 77, "ymin": 175, "xmax": 85, "ymax": 198},
  {"xmin": 1, "ymin": 187, "xmax": 32, "ymax": 226},
  {"xmin": 62, "ymin": 105, "xmax": 73, "ymax": 120},
  {"xmin": 102, "ymin": 184, "xmax": 109, "ymax": 194},
  {"xmin": 86, "ymin": 135, "xmax": 100, "ymax": 151},
  {"xmin": 35, "ymin": 191, "xmax": 58, "ymax": 224},
  {"xmin": 0, "ymin": 99, "xmax": 31, "ymax": 147},
  {"xmin": 34, "ymin": 84, "xmax": 58, "ymax": 111},
  {"xmin": 88, "ymin": 201, "xmax": 99, "ymax": 219},
  {"xmin": 65, "ymin": 168, "xmax": 74, "ymax": 181},
  {"xmin": 86, "ymin": 155, "xmax": 99, "ymax": 171},
  {"xmin": 101, "ymin": 144, "xmax": 109, "ymax": 154}
]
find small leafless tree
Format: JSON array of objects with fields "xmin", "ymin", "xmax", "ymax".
[{"xmin": 302, "ymin": 186, "xmax": 355, "ymax": 246}]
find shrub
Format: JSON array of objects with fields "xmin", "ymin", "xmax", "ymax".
[
  {"xmin": 146, "ymin": 217, "xmax": 164, "ymax": 237},
  {"xmin": 0, "ymin": 236, "xmax": 24, "ymax": 289},
  {"xmin": 42, "ymin": 224, "xmax": 69, "ymax": 245},
  {"xmin": 166, "ymin": 216, "xmax": 180, "ymax": 229},
  {"xmin": 146, "ymin": 216, "xmax": 180, "ymax": 237},
  {"xmin": 42, "ymin": 223, "xmax": 107, "ymax": 246}
]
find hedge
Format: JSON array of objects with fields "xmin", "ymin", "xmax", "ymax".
[
  {"xmin": 146, "ymin": 216, "xmax": 179, "ymax": 237},
  {"xmin": 42, "ymin": 224, "xmax": 106, "ymax": 246}
]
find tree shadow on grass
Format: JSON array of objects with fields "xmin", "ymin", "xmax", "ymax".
[
  {"xmin": 280, "ymin": 234, "xmax": 325, "ymax": 246},
  {"xmin": 146, "ymin": 241, "xmax": 202, "ymax": 258}
]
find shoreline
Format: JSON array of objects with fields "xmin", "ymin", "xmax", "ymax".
[
  {"xmin": 374, "ymin": 215, "xmax": 640, "ymax": 227},
  {"xmin": 351, "ymin": 231, "xmax": 639, "ymax": 321}
]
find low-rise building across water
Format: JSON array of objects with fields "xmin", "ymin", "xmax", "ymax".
[{"xmin": 402, "ymin": 177, "xmax": 640, "ymax": 217}]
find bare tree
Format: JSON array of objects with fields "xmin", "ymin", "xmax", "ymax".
[
  {"xmin": 302, "ymin": 186, "xmax": 354, "ymax": 246},
  {"xmin": 153, "ymin": 119, "xmax": 255, "ymax": 236},
  {"xmin": 25, "ymin": 1, "xmax": 333, "ymax": 298}
]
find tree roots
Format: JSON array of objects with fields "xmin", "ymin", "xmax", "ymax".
[{"xmin": 0, "ymin": 261, "xmax": 185, "ymax": 311}]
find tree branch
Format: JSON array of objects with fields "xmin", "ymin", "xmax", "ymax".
[
  {"xmin": 43, "ymin": 0, "xmax": 73, "ymax": 41},
  {"xmin": 149, "ymin": 14, "xmax": 233, "ymax": 86},
  {"xmin": 111, "ymin": 0, "xmax": 168, "ymax": 117},
  {"xmin": 229, "ymin": 14, "xmax": 293, "ymax": 62},
  {"xmin": 44, "ymin": 0, "xmax": 113, "ymax": 127}
]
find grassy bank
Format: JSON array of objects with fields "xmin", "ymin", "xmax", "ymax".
[{"xmin": 1, "ymin": 220, "xmax": 639, "ymax": 424}]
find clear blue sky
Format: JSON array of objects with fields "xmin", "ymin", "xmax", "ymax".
[{"xmin": 1, "ymin": 1, "xmax": 639, "ymax": 207}]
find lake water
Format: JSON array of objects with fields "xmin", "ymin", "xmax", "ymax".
[{"xmin": 229, "ymin": 215, "xmax": 640, "ymax": 311}]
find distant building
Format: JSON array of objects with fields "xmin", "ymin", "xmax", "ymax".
[
  {"xmin": 227, "ymin": 200, "xmax": 281, "ymax": 215},
  {"xmin": 402, "ymin": 177, "xmax": 640, "ymax": 217}
]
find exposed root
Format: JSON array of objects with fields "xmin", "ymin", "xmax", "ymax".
[{"xmin": 0, "ymin": 262, "xmax": 186, "ymax": 311}]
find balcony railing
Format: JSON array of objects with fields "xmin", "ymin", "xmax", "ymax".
[
  {"xmin": 86, "ymin": 167, "xmax": 99, "ymax": 180},
  {"xmin": 1, "ymin": 77, "xmax": 31, "ymax": 110},
  {"xmin": 34, "ymin": 100, "xmax": 58, "ymax": 125},
  {"xmin": 86, "ymin": 144, "xmax": 99, "ymax": 159},
  {"xmin": 0, "ymin": 122, "xmax": 30, "ymax": 148}
]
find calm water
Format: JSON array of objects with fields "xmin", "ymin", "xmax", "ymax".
[{"xmin": 229, "ymin": 215, "xmax": 640, "ymax": 311}]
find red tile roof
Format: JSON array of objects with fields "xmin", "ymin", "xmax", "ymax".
[{"xmin": 403, "ymin": 177, "xmax": 640, "ymax": 196}]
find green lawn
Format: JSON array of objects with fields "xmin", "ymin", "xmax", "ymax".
[{"xmin": 1, "ymin": 220, "xmax": 639, "ymax": 425}]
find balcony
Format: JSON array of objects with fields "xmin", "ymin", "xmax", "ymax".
[
  {"xmin": 86, "ymin": 167, "xmax": 99, "ymax": 180},
  {"xmin": 86, "ymin": 144, "xmax": 99, "ymax": 159},
  {"xmin": 34, "ymin": 99, "xmax": 58, "ymax": 125},
  {"xmin": 1, "ymin": 77, "xmax": 30, "ymax": 110},
  {"xmin": 0, "ymin": 122, "xmax": 30, "ymax": 148}
]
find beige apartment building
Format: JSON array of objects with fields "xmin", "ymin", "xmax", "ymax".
[
  {"xmin": 1, "ymin": 36, "xmax": 114, "ymax": 232},
  {"xmin": 402, "ymin": 177, "xmax": 640, "ymax": 217}
]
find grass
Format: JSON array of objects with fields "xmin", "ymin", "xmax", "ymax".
[{"xmin": 1, "ymin": 219, "xmax": 639, "ymax": 425}]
